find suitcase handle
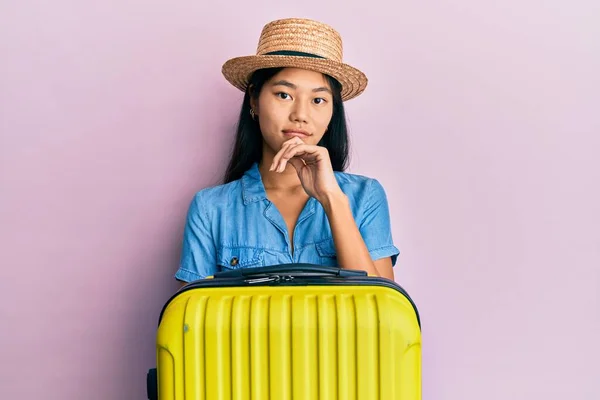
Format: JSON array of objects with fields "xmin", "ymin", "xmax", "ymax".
[{"xmin": 213, "ymin": 263, "xmax": 368, "ymax": 279}]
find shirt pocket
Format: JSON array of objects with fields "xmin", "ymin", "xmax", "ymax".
[
  {"xmin": 217, "ymin": 246, "xmax": 265, "ymax": 270},
  {"xmin": 315, "ymin": 238, "xmax": 338, "ymax": 267}
]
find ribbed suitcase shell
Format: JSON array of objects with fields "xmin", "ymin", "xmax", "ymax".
[{"xmin": 156, "ymin": 284, "xmax": 420, "ymax": 399}]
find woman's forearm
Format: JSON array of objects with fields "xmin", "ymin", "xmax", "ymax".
[{"xmin": 320, "ymin": 192, "xmax": 380, "ymax": 276}]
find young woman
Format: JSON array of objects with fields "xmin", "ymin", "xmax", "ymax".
[{"xmin": 175, "ymin": 18, "xmax": 399, "ymax": 284}]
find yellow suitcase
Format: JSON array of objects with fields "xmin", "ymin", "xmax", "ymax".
[{"xmin": 148, "ymin": 264, "xmax": 421, "ymax": 399}]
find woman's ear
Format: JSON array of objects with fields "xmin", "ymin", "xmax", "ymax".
[{"xmin": 248, "ymin": 84, "xmax": 257, "ymax": 112}]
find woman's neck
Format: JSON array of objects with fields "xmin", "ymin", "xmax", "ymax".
[{"xmin": 258, "ymin": 157, "xmax": 303, "ymax": 191}]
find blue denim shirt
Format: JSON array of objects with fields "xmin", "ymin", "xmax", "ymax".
[{"xmin": 175, "ymin": 163, "xmax": 399, "ymax": 282}]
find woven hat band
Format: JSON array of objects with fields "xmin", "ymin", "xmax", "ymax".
[{"xmin": 264, "ymin": 50, "xmax": 326, "ymax": 59}]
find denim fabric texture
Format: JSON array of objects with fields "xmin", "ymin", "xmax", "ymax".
[{"xmin": 175, "ymin": 162, "xmax": 399, "ymax": 282}]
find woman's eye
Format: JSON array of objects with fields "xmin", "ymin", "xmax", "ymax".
[
  {"xmin": 277, "ymin": 92, "xmax": 291, "ymax": 100},
  {"xmin": 313, "ymin": 98, "xmax": 327, "ymax": 105}
]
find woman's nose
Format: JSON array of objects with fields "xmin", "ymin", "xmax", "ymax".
[{"xmin": 290, "ymin": 101, "xmax": 309, "ymax": 123}]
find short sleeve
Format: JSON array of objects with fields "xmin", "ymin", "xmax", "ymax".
[
  {"xmin": 175, "ymin": 193, "xmax": 217, "ymax": 282},
  {"xmin": 358, "ymin": 179, "xmax": 400, "ymax": 266}
]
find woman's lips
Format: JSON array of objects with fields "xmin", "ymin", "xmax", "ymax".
[{"xmin": 282, "ymin": 129, "xmax": 310, "ymax": 138}]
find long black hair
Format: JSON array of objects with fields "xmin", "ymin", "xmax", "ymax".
[{"xmin": 223, "ymin": 67, "xmax": 350, "ymax": 184}]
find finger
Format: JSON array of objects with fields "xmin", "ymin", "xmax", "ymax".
[
  {"xmin": 274, "ymin": 143, "xmax": 305, "ymax": 172},
  {"xmin": 277, "ymin": 144, "xmax": 321, "ymax": 172},
  {"xmin": 270, "ymin": 138, "xmax": 303, "ymax": 171},
  {"xmin": 270, "ymin": 140, "xmax": 298, "ymax": 171},
  {"xmin": 274, "ymin": 140, "xmax": 306, "ymax": 172}
]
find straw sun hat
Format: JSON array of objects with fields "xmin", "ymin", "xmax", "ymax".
[{"xmin": 221, "ymin": 18, "xmax": 368, "ymax": 101}]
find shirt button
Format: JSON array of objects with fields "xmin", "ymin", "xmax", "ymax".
[{"xmin": 230, "ymin": 257, "xmax": 239, "ymax": 266}]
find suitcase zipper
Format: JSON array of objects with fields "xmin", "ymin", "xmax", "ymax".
[
  {"xmin": 245, "ymin": 276, "xmax": 279, "ymax": 284},
  {"xmin": 245, "ymin": 275, "xmax": 295, "ymax": 284}
]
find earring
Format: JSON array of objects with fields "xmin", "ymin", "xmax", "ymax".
[{"xmin": 250, "ymin": 109, "xmax": 256, "ymax": 120}]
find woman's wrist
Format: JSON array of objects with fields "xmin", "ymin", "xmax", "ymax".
[{"xmin": 319, "ymin": 190, "xmax": 349, "ymax": 215}]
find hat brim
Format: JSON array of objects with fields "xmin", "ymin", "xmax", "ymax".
[{"xmin": 221, "ymin": 55, "xmax": 368, "ymax": 102}]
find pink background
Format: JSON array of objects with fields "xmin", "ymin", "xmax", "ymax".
[{"xmin": 1, "ymin": 1, "xmax": 599, "ymax": 399}]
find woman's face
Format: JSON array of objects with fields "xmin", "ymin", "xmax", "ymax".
[{"xmin": 251, "ymin": 67, "xmax": 334, "ymax": 157}]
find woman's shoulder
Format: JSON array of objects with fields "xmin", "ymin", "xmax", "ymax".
[
  {"xmin": 333, "ymin": 171, "xmax": 391, "ymax": 216},
  {"xmin": 333, "ymin": 170, "xmax": 387, "ymax": 197},
  {"xmin": 189, "ymin": 179, "xmax": 243, "ymax": 210}
]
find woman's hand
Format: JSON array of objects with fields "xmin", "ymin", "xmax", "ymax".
[{"xmin": 270, "ymin": 137, "xmax": 343, "ymax": 203}]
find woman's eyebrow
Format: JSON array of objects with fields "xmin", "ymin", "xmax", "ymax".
[
  {"xmin": 271, "ymin": 80, "xmax": 332, "ymax": 94},
  {"xmin": 312, "ymin": 87, "xmax": 332, "ymax": 94},
  {"xmin": 271, "ymin": 80, "xmax": 296, "ymax": 89}
]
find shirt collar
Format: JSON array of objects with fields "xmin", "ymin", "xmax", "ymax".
[{"xmin": 241, "ymin": 162, "xmax": 267, "ymax": 204}]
